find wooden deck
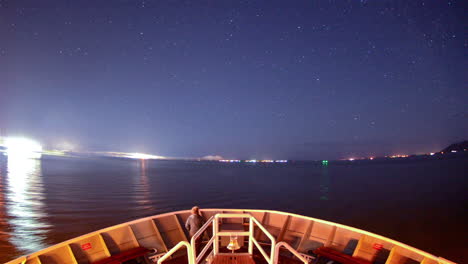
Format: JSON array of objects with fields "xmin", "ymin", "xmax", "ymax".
[{"xmin": 212, "ymin": 255, "xmax": 256, "ymax": 264}]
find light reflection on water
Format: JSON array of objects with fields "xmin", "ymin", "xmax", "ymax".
[
  {"xmin": 133, "ymin": 159, "xmax": 154, "ymax": 211},
  {"xmin": 319, "ymin": 165, "xmax": 329, "ymax": 201},
  {"xmin": 5, "ymin": 155, "xmax": 50, "ymax": 253}
]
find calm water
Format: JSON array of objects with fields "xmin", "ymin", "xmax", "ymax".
[{"xmin": 0, "ymin": 155, "xmax": 466, "ymax": 263}]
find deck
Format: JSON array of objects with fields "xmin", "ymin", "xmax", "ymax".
[{"xmin": 212, "ymin": 255, "xmax": 256, "ymax": 264}]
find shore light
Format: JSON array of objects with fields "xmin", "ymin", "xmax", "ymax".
[
  {"xmin": 5, "ymin": 137, "xmax": 43, "ymax": 159},
  {"xmin": 127, "ymin": 153, "xmax": 157, "ymax": 159}
]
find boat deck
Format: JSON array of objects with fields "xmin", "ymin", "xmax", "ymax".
[
  {"xmin": 161, "ymin": 253, "xmax": 303, "ymax": 264},
  {"xmin": 212, "ymin": 255, "xmax": 256, "ymax": 264},
  {"xmin": 5, "ymin": 209, "xmax": 456, "ymax": 264}
]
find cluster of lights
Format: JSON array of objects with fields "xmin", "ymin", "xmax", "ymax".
[
  {"xmin": 388, "ymin": 154, "xmax": 409, "ymax": 158},
  {"xmin": 6, "ymin": 136, "xmax": 464, "ymax": 163},
  {"xmin": 429, "ymin": 149, "xmax": 465, "ymax": 155},
  {"xmin": 219, "ymin": 159, "xmax": 288, "ymax": 163},
  {"xmin": 347, "ymin": 155, "xmax": 409, "ymax": 161},
  {"xmin": 344, "ymin": 148, "xmax": 466, "ymax": 161}
]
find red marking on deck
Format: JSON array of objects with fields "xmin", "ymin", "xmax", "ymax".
[
  {"xmin": 82, "ymin": 243, "xmax": 92, "ymax": 251},
  {"xmin": 373, "ymin": 243, "xmax": 383, "ymax": 250}
]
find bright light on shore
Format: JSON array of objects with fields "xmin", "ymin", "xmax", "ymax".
[
  {"xmin": 5, "ymin": 137, "xmax": 43, "ymax": 159},
  {"xmin": 127, "ymin": 153, "xmax": 160, "ymax": 160}
]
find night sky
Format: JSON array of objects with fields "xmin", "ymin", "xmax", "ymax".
[{"xmin": 1, "ymin": 0, "xmax": 466, "ymax": 160}]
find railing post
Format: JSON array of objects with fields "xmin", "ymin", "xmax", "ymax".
[
  {"xmin": 270, "ymin": 238, "xmax": 276, "ymax": 264},
  {"xmin": 248, "ymin": 217, "xmax": 253, "ymax": 254},
  {"xmin": 273, "ymin": 242, "xmax": 308, "ymax": 264},
  {"xmin": 273, "ymin": 243, "xmax": 279, "ymax": 264},
  {"xmin": 213, "ymin": 215, "xmax": 219, "ymax": 255},
  {"xmin": 189, "ymin": 244, "xmax": 195, "ymax": 264},
  {"xmin": 158, "ymin": 241, "xmax": 194, "ymax": 264},
  {"xmin": 191, "ymin": 215, "xmax": 215, "ymax": 263}
]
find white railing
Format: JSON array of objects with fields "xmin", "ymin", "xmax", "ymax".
[
  {"xmin": 165, "ymin": 213, "xmax": 295, "ymax": 264},
  {"xmin": 191, "ymin": 216, "xmax": 215, "ymax": 263},
  {"xmin": 157, "ymin": 241, "xmax": 194, "ymax": 264},
  {"xmin": 274, "ymin": 242, "xmax": 309, "ymax": 264},
  {"xmin": 250, "ymin": 216, "xmax": 276, "ymax": 264},
  {"xmin": 195, "ymin": 213, "xmax": 276, "ymax": 264}
]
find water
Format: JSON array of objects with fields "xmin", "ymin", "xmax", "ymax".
[{"xmin": 0, "ymin": 155, "xmax": 466, "ymax": 263}]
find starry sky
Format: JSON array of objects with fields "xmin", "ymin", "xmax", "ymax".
[{"xmin": 0, "ymin": 0, "xmax": 466, "ymax": 160}]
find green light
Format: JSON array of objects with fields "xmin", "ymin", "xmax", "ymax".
[{"xmin": 322, "ymin": 160, "xmax": 328, "ymax": 165}]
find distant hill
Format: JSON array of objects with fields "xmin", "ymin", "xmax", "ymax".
[{"xmin": 441, "ymin": 141, "xmax": 468, "ymax": 153}]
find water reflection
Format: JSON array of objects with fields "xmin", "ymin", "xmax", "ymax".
[
  {"xmin": 5, "ymin": 154, "xmax": 49, "ymax": 253},
  {"xmin": 319, "ymin": 164, "xmax": 330, "ymax": 200},
  {"xmin": 133, "ymin": 159, "xmax": 154, "ymax": 211},
  {"xmin": 0, "ymin": 156, "xmax": 16, "ymax": 258}
]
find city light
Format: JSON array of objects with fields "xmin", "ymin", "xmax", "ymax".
[
  {"xmin": 97, "ymin": 151, "xmax": 166, "ymax": 160},
  {"xmin": 219, "ymin": 159, "xmax": 287, "ymax": 163},
  {"xmin": 389, "ymin": 154, "xmax": 409, "ymax": 158},
  {"xmin": 126, "ymin": 153, "xmax": 161, "ymax": 160},
  {"xmin": 4, "ymin": 137, "xmax": 43, "ymax": 159}
]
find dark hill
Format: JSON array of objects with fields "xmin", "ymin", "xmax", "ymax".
[{"xmin": 441, "ymin": 141, "xmax": 468, "ymax": 153}]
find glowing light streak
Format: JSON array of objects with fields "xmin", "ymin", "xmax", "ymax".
[{"xmin": 5, "ymin": 137, "xmax": 43, "ymax": 159}]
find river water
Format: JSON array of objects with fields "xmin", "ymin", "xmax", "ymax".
[{"xmin": 0, "ymin": 155, "xmax": 466, "ymax": 263}]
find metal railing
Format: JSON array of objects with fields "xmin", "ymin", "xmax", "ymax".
[
  {"xmin": 157, "ymin": 241, "xmax": 194, "ymax": 264},
  {"xmin": 249, "ymin": 215, "xmax": 276, "ymax": 264},
  {"xmin": 165, "ymin": 213, "xmax": 297, "ymax": 264},
  {"xmin": 191, "ymin": 213, "xmax": 276, "ymax": 264},
  {"xmin": 274, "ymin": 242, "xmax": 309, "ymax": 264},
  {"xmin": 191, "ymin": 215, "xmax": 215, "ymax": 263}
]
